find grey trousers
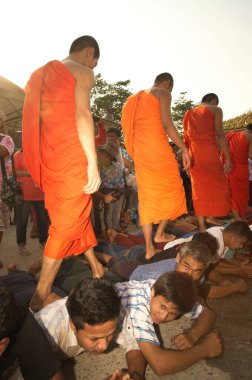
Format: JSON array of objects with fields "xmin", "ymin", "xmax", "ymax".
[{"xmin": 104, "ymin": 194, "xmax": 125, "ymax": 230}]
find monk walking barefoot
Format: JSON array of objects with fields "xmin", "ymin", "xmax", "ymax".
[
  {"xmin": 122, "ymin": 73, "xmax": 190, "ymax": 260},
  {"xmin": 23, "ymin": 36, "xmax": 105, "ymax": 311}
]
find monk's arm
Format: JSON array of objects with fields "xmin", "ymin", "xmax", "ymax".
[
  {"xmin": 74, "ymin": 67, "xmax": 101, "ymax": 193},
  {"xmin": 214, "ymin": 108, "xmax": 231, "ymax": 173},
  {"xmin": 159, "ymin": 90, "xmax": 190, "ymax": 169}
]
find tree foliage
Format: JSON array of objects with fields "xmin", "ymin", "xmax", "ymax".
[
  {"xmin": 91, "ymin": 74, "xmax": 133, "ymax": 123},
  {"xmin": 171, "ymin": 92, "xmax": 196, "ymax": 134}
]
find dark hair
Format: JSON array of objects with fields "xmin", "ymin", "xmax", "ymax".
[
  {"xmin": 107, "ymin": 128, "xmax": 121, "ymax": 138},
  {"xmin": 66, "ymin": 278, "xmax": 121, "ymax": 330},
  {"xmin": 153, "ymin": 272, "xmax": 196, "ymax": 314},
  {"xmin": 154, "ymin": 72, "xmax": 173, "ymax": 86},
  {"xmin": 178, "ymin": 240, "xmax": 212, "ymax": 267},
  {"xmin": 192, "ymin": 232, "xmax": 218, "ymax": 258},
  {"xmin": 201, "ymin": 93, "xmax": 219, "ymax": 105},
  {"xmin": 69, "ymin": 35, "xmax": 100, "ymax": 58},
  {"xmin": 245, "ymin": 123, "xmax": 252, "ymax": 132},
  {"xmin": 224, "ymin": 221, "xmax": 252, "ymax": 241},
  {"xmin": 0, "ymin": 285, "xmax": 20, "ymax": 340}
]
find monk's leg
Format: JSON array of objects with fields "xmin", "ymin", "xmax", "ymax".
[
  {"xmin": 154, "ymin": 220, "xmax": 176, "ymax": 244},
  {"xmin": 84, "ymin": 248, "xmax": 106, "ymax": 278},
  {"xmin": 205, "ymin": 217, "xmax": 225, "ymax": 226},
  {"xmin": 142, "ymin": 223, "xmax": 160, "ymax": 260},
  {"xmin": 197, "ymin": 216, "xmax": 206, "ymax": 232},
  {"xmin": 231, "ymin": 209, "xmax": 243, "ymax": 221},
  {"xmin": 30, "ymin": 256, "xmax": 63, "ymax": 311}
]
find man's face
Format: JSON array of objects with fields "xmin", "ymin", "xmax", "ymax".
[
  {"xmin": 70, "ymin": 319, "xmax": 117, "ymax": 354},
  {"xmin": 176, "ymin": 254, "xmax": 206, "ymax": 282},
  {"xmin": 107, "ymin": 133, "xmax": 119, "ymax": 145},
  {"xmin": 228, "ymin": 235, "xmax": 248, "ymax": 250},
  {"xmin": 150, "ymin": 290, "xmax": 180, "ymax": 324}
]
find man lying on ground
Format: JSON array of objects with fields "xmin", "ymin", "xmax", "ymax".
[
  {"xmin": 32, "ymin": 272, "xmax": 222, "ymax": 378},
  {"xmin": 0, "ymin": 285, "xmax": 63, "ymax": 380}
]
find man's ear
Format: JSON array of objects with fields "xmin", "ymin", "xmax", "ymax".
[
  {"xmin": 0, "ymin": 337, "xmax": 10, "ymax": 355},
  {"xmin": 176, "ymin": 252, "xmax": 181, "ymax": 263},
  {"xmin": 151, "ymin": 287, "xmax": 155, "ymax": 298}
]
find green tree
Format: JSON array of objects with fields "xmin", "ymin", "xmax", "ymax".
[
  {"xmin": 91, "ymin": 74, "xmax": 132, "ymax": 123},
  {"xmin": 172, "ymin": 92, "xmax": 196, "ymax": 135}
]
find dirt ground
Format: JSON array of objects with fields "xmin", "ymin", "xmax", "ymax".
[{"xmin": 0, "ymin": 222, "xmax": 252, "ymax": 380}]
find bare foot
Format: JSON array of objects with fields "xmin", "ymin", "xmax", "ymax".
[
  {"xmin": 91, "ymin": 261, "xmax": 106, "ymax": 279},
  {"xmin": 7, "ymin": 263, "xmax": 17, "ymax": 273},
  {"xmin": 106, "ymin": 229, "xmax": 118, "ymax": 244},
  {"xmin": 145, "ymin": 247, "xmax": 161, "ymax": 260},
  {"xmin": 199, "ymin": 225, "xmax": 207, "ymax": 232},
  {"xmin": 205, "ymin": 217, "xmax": 225, "ymax": 226},
  {"xmin": 154, "ymin": 233, "xmax": 176, "ymax": 244}
]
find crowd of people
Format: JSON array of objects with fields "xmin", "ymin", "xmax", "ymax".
[{"xmin": 0, "ymin": 35, "xmax": 252, "ymax": 380}]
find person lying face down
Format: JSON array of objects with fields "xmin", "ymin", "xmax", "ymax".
[
  {"xmin": 115, "ymin": 271, "xmax": 222, "ymax": 378},
  {"xmin": 0, "ymin": 285, "xmax": 62, "ymax": 380},
  {"xmin": 34, "ymin": 278, "xmax": 121, "ymax": 359}
]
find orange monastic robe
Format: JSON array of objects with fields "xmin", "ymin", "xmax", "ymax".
[
  {"xmin": 183, "ymin": 106, "xmax": 230, "ymax": 217},
  {"xmin": 225, "ymin": 132, "xmax": 249, "ymax": 217},
  {"xmin": 121, "ymin": 91, "xmax": 187, "ymax": 225},
  {"xmin": 22, "ymin": 61, "xmax": 96, "ymax": 259}
]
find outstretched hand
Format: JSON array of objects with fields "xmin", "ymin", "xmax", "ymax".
[
  {"xmin": 103, "ymin": 369, "xmax": 134, "ymax": 380},
  {"xmin": 83, "ymin": 162, "xmax": 101, "ymax": 194}
]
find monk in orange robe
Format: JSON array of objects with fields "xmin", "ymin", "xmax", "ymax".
[
  {"xmin": 183, "ymin": 93, "xmax": 232, "ymax": 232},
  {"xmin": 22, "ymin": 36, "xmax": 104, "ymax": 310},
  {"xmin": 121, "ymin": 73, "xmax": 190, "ymax": 259},
  {"xmin": 222, "ymin": 124, "xmax": 252, "ymax": 220}
]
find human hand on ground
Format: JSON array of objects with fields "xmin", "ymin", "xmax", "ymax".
[
  {"xmin": 104, "ymin": 369, "xmax": 138, "ymax": 380},
  {"xmin": 84, "ymin": 162, "xmax": 101, "ymax": 194},
  {"xmin": 240, "ymin": 264, "xmax": 252, "ymax": 278},
  {"xmin": 172, "ymin": 332, "xmax": 195, "ymax": 349},
  {"xmin": 201, "ymin": 332, "xmax": 223, "ymax": 358}
]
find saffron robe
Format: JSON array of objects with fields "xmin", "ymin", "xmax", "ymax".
[
  {"xmin": 121, "ymin": 91, "xmax": 187, "ymax": 226},
  {"xmin": 224, "ymin": 132, "xmax": 249, "ymax": 217},
  {"xmin": 183, "ymin": 106, "xmax": 230, "ymax": 217},
  {"xmin": 22, "ymin": 61, "xmax": 97, "ymax": 259}
]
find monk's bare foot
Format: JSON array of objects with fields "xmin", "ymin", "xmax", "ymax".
[
  {"xmin": 205, "ymin": 217, "xmax": 225, "ymax": 226},
  {"xmin": 199, "ymin": 225, "xmax": 206, "ymax": 232},
  {"xmin": 30, "ymin": 292, "xmax": 62, "ymax": 312},
  {"xmin": 7, "ymin": 263, "xmax": 17, "ymax": 273},
  {"xmin": 106, "ymin": 229, "xmax": 118, "ymax": 244},
  {"xmin": 91, "ymin": 261, "xmax": 106, "ymax": 279},
  {"xmin": 154, "ymin": 233, "xmax": 176, "ymax": 244},
  {"xmin": 145, "ymin": 247, "xmax": 161, "ymax": 260}
]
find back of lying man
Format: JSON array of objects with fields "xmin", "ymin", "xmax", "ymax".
[
  {"xmin": 115, "ymin": 272, "xmax": 222, "ymax": 378},
  {"xmin": 0, "ymin": 285, "xmax": 62, "ymax": 380}
]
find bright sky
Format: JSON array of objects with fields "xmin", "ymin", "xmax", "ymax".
[{"xmin": 1, "ymin": 0, "xmax": 251, "ymax": 120}]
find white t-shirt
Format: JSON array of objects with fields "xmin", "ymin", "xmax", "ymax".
[
  {"xmin": 205, "ymin": 226, "xmax": 228, "ymax": 263},
  {"xmin": 164, "ymin": 226, "xmax": 228, "ymax": 264}
]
